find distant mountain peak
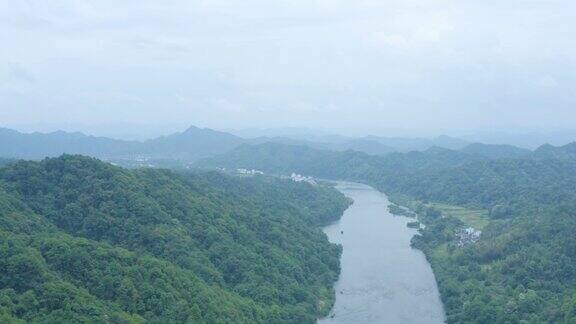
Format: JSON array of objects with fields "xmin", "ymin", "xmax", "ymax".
[
  {"xmin": 532, "ymin": 142, "xmax": 576, "ymax": 159},
  {"xmin": 180, "ymin": 125, "xmax": 238, "ymax": 138},
  {"xmin": 183, "ymin": 125, "xmax": 202, "ymax": 133}
]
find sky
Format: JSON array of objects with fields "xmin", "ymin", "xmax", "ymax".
[{"xmin": 1, "ymin": 0, "xmax": 575, "ymax": 138}]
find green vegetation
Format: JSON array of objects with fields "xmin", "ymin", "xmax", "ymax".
[
  {"xmin": 0, "ymin": 155, "xmax": 350, "ymax": 323},
  {"xmin": 403, "ymin": 159, "xmax": 576, "ymax": 322},
  {"xmin": 389, "ymin": 195, "xmax": 488, "ymax": 229},
  {"xmin": 0, "ymin": 158, "xmax": 15, "ymax": 166},
  {"xmin": 426, "ymin": 203, "xmax": 489, "ymax": 230},
  {"xmin": 406, "ymin": 221, "xmax": 420, "ymax": 229},
  {"xmin": 202, "ymin": 142, "xmax": 576, "ymax": 323},
  {"xmin": 388, "ymin": 204, "xmax": 415, "ymax": 218}
]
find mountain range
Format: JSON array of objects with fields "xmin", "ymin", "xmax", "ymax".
[
  {"xmin": 0, "ymin": 126, "xmax": 242, "ymax": 163},
  {"xmin": 1, "ymin": 126, "xmax": 574, "ymax": 166}
]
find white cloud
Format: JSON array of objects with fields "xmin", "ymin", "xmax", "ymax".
[
  {"xmin": 537, "ymin": 76, "xmax": 559, "ymax": 88},
  {"xmin": 1, "ymin": 0, "xmax": 575, "ymax": 132}
]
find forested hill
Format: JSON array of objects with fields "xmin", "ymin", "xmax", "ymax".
[
  {"xmin": 0, "ymin": 155, "xmax": 350, "ymax": 323},
  {"xmin": 197, "ymin": 142, "xmax": 482, "ymax": 182},
  {"xmin": 380, "ymin": 158, "xmax": 576, "ymax": 208},
  {"xmin": 531, "ymin": 142, "xmax": 576, "ymax": 160},
  {"xmin": 403, "ymin": 160, "xmax": 576, "ymax": 322},
  {"xmin": 198, "ymin": 142, "xmax": 576, "ymax": 322},
  {"xmin": 196, "ymin": 141, "xmax": 574, "ymax": 191}
]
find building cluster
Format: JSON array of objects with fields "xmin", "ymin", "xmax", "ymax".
[
  {"xmin": 236, "ymin": 168, "xmax": 264, "ymax": 176},
  {"xmin": 456, "ymin": 227, "xmax": 482, "ymax": 247},
  {"xmin": 106, "ymin": 156, "xmax": 156, "ymax": 168},
  {"xmin": 290, "ymin": 173, "xmax": 317, "ymax": 185}
]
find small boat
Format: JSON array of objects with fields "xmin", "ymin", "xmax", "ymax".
[{"xmin": 340, "ymin": 230, "xmax": 344, "ymax": 234}]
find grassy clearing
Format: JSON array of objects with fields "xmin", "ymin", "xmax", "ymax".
[
  {"xmin": 388, "ymin": 194, "xmax": 489, "ymax": 230},
  {"xmin": 427, "ymin": 203, "xmax": 489, "ymax": 229}
]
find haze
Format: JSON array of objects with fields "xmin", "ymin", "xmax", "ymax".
[{"xmin": 1, "ymin": 0, "xmax": 575, "ymax": 138}]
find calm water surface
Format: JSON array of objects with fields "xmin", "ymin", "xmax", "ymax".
[{"xmin": 319, "ymin": 182, "xmax": 445, "ymax": 324}]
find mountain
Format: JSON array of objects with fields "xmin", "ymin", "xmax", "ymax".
[
  {"xmin": 0, "ymin": 155, "xmax": 350, "ymax": 322},
  {"xmin": 432, "ymin": 135, "xmax": 471, "ymax": 150},
  {"xmin": 0, "ymin": 127, "xmax": 138, "ymax": 159},
  {"xmin": 196, "ymin": 142, "xmax": 481, "ymax": 187},
  {"xmin": 387, "ymin": 158, "xmax": 576, "ymax": 207},
  {"xmin": 361, "ymin": 135, "xmax": 470, "ymax": 152},
  {"xmin": 200, "ymin": 142, "xmax": 349, "ymax": 176},
  {"xmin": 249, "ymin": 134, "xmax": 470, "ymax": 155},
  {"xmin": 328, "ymin": 138, "xmax": 397, "ymax": 156},
  {"xmin": 247, "ymin": 137, "xmax": 397, "ymax": 156},
  {"xmin": 0, "ymin": 126, "xmax": 244, "ymax": 163},
  {"xmin": 0, "ymin": 127, "xmax": 472, "ymax": 164},
  {"xmin": 532, "ymin": 142, "xmax": 576, "ymax": 160},
  {"xmin": 227, "ymin": 127, "xmax": 350, "ymax": 144},
  {"xmin": 462, "ymin": 130, "xmax": 576, "ymax": 149},
  {"xmin": 459, "ymin": 143, "xmax": 531, "ymax": 159},
  {"xmin": 141, "ymin": 126, "xmax": 245, "ymax": 161}
]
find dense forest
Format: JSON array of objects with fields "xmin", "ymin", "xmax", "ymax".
[
  {"xmin": 198, "ymin": 142, "xmax": 478, "ymax": 181},
  {"xmin": 0, "ymin": 155, "xmax": 351, "ymax": 323},
  {"xmin": 403, "ymin": 158, "xmax": 576, "ymax": 322},
  {"xmin": 201, "ymin": 141, "xmax": 576, "ymax": 323},
  {"xmin": 0, "ymin": 158, "xmax": 15, "ymax": 167}
]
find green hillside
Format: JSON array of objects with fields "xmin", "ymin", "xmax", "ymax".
[{"xmin": 0, "ymin": 155, "xmax": 350, "ymax": 323}]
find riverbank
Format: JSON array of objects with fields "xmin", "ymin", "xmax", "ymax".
[{"xmin": 388, "ymin": 194, "xmax": 495, "ymax": 323}]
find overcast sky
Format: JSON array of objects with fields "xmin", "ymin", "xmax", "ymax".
[{"xmin": 1, "ymin": 0, "xmax": 575, "ymax": 138}]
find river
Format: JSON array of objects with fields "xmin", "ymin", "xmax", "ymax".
[{"xmin": 319, "ymin": 182, "xmax": 445, "ymax": 324}]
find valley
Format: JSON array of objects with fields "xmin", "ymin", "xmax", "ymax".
[{"xmin": 2, "ymin": 126, "xmax": 576, "ymax": 322}]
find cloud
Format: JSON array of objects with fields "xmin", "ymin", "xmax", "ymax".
[
  {"xmin": 3, "ymin": 63, "xmax": 36, "ymax": 83},
  {"xmin": 1, "ymin": 0, "xmax": 575, "ymax": 133},
  {"xmin": 537, "ymin": 76, "xmax": 559, "ymax": 88}
]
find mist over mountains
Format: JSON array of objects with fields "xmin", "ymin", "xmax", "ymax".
[
  {"xmin": 1, "ymin": 125, "xmax": 574, "ymax": 168},
  {"xmin": 0, "ymin": 126, "xmax": 241, "ymax": 163}
]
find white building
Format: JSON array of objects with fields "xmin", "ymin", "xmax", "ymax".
[
  {"xmin": 237, "ymin": 168, "xmax": 264, "ymax": 176},
  {"xmin": 456, "ymin": 227, "xmax": 482, "ymax": 247},
  {"xmin": 290, "ymin": 173, "xmax": 317, "ymax": 185}
]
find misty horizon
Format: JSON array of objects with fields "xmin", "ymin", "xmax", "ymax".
[
  {"xmin": 2, "ymin": 0, "xmax": 575, "ymax": 136},
  {"xmin": 3, "ymin": 122, "xmax": 576, "ymax": 150},
  {"xmin": 5, "ymin": 121, "xmax": 576, "ymax": 140}
]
